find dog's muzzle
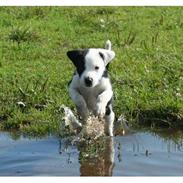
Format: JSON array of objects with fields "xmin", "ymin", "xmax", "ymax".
[{"xmin": 85, "ymin": 77, "xmax": 93, "ymax": 87}]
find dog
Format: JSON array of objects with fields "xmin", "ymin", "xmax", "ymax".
[{"xmin": 67, "ymin": 40, "xmax": 115, "ymax": 136}]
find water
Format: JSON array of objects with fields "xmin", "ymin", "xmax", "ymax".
[{"xmin": 0, "ymin": 130, "xmax": 183, "ymax": 176}]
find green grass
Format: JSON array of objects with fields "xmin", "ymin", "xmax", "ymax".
[{"xmin": 0, "ymin": 7, "xmax": 183, "ymax": 136}]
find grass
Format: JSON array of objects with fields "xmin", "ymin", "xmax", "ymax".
[{"xmin": 0, "ymin": 7, "xmax": 183, "ymax": 136}]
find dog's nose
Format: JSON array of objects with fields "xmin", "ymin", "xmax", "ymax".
[{"xmin": 85, "ymin": 77, "xmax": 93, "ymax": 87}]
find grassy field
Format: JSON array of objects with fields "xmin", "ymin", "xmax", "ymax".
[{"xmin": 0, "ymin": 7, "xmax": 183, "ymax": 136}]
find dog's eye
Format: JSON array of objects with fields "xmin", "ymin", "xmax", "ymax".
[{"xmin": 95, "ymin": 66, "xmax": 99, "ymax": 70}]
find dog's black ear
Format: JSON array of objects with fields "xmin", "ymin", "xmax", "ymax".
[
  {"xmin": 67, "ymin": 49, "xmax": 88, "ymax": 76},
  {"xmin": 67, "ymin": 50, "xmax": 87, "ymax": 68}
]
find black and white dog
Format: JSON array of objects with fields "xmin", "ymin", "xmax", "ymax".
[{"xmin": 67, "ymin": 40, "xmax": 115, "ymax": 136}]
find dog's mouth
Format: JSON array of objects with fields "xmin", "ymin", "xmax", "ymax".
[{"xmin": 85, "ymin": 83, "xmax": 93, "ymax": 87}]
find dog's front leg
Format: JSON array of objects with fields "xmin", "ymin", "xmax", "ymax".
[
  {"xmin": 69, "ymin": 87, "xmax": 89, "ymax": 122},
  {"xmin": 96, "ymin": 89, "xmax": 113, "ymax": 117},
  {"xmin": 96, "ymin": 90, "xmax": 114, "ymax": 136}
]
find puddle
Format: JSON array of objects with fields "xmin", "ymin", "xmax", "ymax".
[{"xmin": 0, "ymin": 130, "xmax": 183, "ymax": 176}]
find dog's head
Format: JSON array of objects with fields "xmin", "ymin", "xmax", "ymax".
[{"xmin": 67, "ymin": 40, "xmax": 115, "ymax": 88}]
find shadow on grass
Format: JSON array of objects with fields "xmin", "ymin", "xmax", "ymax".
[{"xmin": 132, "ymin": 106, "xmax": 183, "ymax": 128}]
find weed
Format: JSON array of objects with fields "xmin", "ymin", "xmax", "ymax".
[{"xmin": 8, "ymin": 27, "xmax": 39, "ymax": 44}]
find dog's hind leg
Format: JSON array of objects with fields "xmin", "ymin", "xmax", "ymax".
[{"xmin": 105, "ymin": 104, "xmax": 115, "ymax": 136}]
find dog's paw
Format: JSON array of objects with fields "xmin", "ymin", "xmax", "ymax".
[{"xmin": 95, "ymin": 103, "xmax": 106, "ymax": 118}]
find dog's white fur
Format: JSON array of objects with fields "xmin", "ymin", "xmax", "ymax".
[{"xmin": 67, "ymin": 40, "xmax": 115, "ymax": 136}]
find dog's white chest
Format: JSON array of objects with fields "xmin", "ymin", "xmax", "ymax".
[{"xmin": 78, "ymin": 85, "xmax": 102, "ymax": 111}]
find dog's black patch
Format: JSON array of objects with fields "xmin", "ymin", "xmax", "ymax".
[
  {"xmin": 67, "ymin": 49, "xmax": 88, "ymax": 77},
  {"xmin": 99, "ymin": 51, "xmax": 105, "ymax": 60},
  {"xmin": 105, "ymin": 98, "xmax": 112, "ymax": 115},
  {"xmin": 102, "ymin": 69, "xmax": 108, "ymax": 78}
]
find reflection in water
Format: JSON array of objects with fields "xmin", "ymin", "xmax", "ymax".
[
  {"xmin": 78, "ymin": 137, "xmax": 115, "ymax": 176},
  {"xmin": 1, "ymin": 131, "xmax": 183, "ymax": 176},
  {"xmin": 58, "ymin": 137, "xmax": 115, "ymax": 176},
  {"xmin": 57, "ymin": 131, "xmax": 183, "ymax": 176}
]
